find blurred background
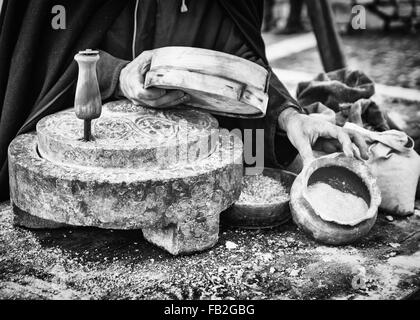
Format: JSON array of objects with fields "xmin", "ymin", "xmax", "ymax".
[
  {"xmin": 262, "ymin": 0, "xmax": 420, "ymax": 153},
  {"xmin": 262, "ymin": 0, "xmax": 420, "ymax": 89}
]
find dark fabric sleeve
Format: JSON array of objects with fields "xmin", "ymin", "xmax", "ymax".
[
  {"xmin": 0, "ymin": 0, "xmax": 129, "ymax": 200},
  {"xmin": 262, "ymin": 70, "xmax": 304, "ymax": 167},
  {"xmin": 96, "ymin": 50, "xmax": 129, "ymax": 100},
  {"xmin": 218, "ymin": 0, "xmax": 268, "ymax": 65}
]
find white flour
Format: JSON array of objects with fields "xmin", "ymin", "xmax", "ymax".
[{"xmin": 306, "ymin": 182, "xmax": 369, "ymax": 225}]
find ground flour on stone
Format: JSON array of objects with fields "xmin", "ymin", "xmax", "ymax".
[
  {"xmin": 306, "ymin": 182, "xmax": 369, "ymax": 225},
  {"xmin": 238, "ymin": 174, "xmax": 289, "ymax": 204}
]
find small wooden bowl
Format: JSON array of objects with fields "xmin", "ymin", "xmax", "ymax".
[
  {"xmin": 221, "ymin": 168, "xmax": 296, "ymax": 229},
  {"xmin": 290, "ymin": 153, "xmax": 381, "ymax": 245},
  {"xmin": 144, "ymin": 47, "xmax": 269, "ymax": 118}
]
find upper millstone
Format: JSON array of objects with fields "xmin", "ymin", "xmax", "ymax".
[{"xmin": 36, "ymin": 100, "xmax": 219, "ymax": 169}]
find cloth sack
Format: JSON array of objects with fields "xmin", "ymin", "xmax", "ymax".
[
  {"xmin": 296, "ymin": 69, "xmax": 374, "ymax": 111},
  {"xmin": 346, "ymin": 123, "xmax": 420, "ymax": 216},
  {"xmin": 368, "ymin": 142, "xmax": 420, "ymax": 215},
  {"xmin": 297, "ymin": 68, "xmax": 389, "ymax": 132}
]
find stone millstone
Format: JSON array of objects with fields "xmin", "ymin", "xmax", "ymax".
[
  {"xmin": 9, "ymin": 103, "xmax": 243, "ymax": 255},
  {"xmin": 37, "ymin": 100, "xmax": 219, "ymax": 169}
]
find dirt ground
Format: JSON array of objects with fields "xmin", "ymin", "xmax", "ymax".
[
  {"xmin": 1, "ymin": 200, "xmax": 419, "ymax": 300},
  {"xmin": 2, "ymin": 94, "xmax": 418, "ymax": 301}
]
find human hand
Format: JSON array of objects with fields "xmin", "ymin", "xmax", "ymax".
[
  {"xmin": 278, "ymin": 108, "xmax": 369, "ymax": 165},
  {"xmin": 117, "ymin": 50, "xmax": 190, "ymax": 108}
]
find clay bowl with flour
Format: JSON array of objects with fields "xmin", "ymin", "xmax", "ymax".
[
  {"xmin": 290, "ymin": 153, "xmax": 381, "ymax": 245},
  {"xmin": 221, "ymin": 168, "xmax": 296, "ymax": 229}
]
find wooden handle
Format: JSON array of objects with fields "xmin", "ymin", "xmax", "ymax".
[{"xmin": 74, "ymin": 50, "xmax": 102, "ymax": 141}]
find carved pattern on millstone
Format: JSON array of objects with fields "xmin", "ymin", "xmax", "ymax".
[
  {"xmin": 93, "ymin": 117, "xmax": 134, "ymax": 141},
  {"xmin": 134, "ymin": 116, "xmax": 179, "ymax": 141},
  {"xmin": 36, "ymin": 100, "xmax": 219, "ymax": 169}
]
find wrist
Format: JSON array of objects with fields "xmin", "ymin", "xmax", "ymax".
[
  {"xmin": 278, "ymin": 107, "xmax": 301, "ymax": 132},
  {"xmin": 114, "ymin": 68, "xmax": 126, "ymax": 99}
]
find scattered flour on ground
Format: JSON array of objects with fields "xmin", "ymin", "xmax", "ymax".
[{"xmin": 388, "ymin": 251, "xmax": 420, "ymax": 269}]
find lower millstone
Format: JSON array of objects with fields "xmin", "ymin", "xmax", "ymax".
[{"xmin": 8, "ymin": 132, "xmax": 243, "ymax": 255}]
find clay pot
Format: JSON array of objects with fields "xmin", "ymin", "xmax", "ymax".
[
  {"xmin": 290, "ymin": 153, "xmax": 381, "ymax": 245},
  {"xmin": 221, "ymin": 168, "xmax": 296, "ymax": 229}
]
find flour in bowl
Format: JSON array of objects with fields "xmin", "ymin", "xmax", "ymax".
[
  {"xmin": 238, "ymin": 174, "xmax": 289, "ymax": 204},
  {"xmin": 306, "ymin": 182, "xmax": 369, "ymax": 225}
]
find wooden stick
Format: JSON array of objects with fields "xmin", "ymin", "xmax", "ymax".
[{"xmin": 305, "ymin": 0, "xmax": 346, "ymax": 72}]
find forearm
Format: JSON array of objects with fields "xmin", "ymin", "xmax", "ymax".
[
  {"xmin": 261, "ymin": 73, "xmax": 304, "ymax": 167},
  {"xmin": 215, "ymin": 71, "xmax": 304, "ymax": 168}
]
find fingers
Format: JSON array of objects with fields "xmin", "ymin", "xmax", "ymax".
[
  {"xmin": 120, "ymin": 49, "xmax": 190, "ymax": 105},
  {"xmin": 336, "ymin": 130, "xmax": 354, "ymax": 158},
  {"xmin": 142, "ymin": 90, "xmax": 190, "ymax": 108},
  {"xmin": 159, "ymin": 93, "xmax": 190, "ymax": 108},
  {"xmin": 137, "ymin": 87, "xmax": 166, "ymax": 100},
  {"xmin": 284, "ymin": 113, "xmax": 370, "ymax": 164},
  {"xmin": 127, "ymin": 83, "xmax": 166, "ymax": 101},
  {"xmin": 130, "ymin": 90, "xmax": 190, "ymax": 109},
  {"xmin": 323, "ymin": 123, "xmax": 369, "ymax": 160},
  {"xmin": 130, "ymin": 70, "xmax": 166, "ymax": 100},
  {"xmin": 119, "ymin": 49, "xmax": 167, "ymax": 101},
  {"xmin": 317, "ymin": 123, "xmax": 350, "ymax": 157},
  {"xmin": 347, "ymin": 130, "xmax": 369, "ymax": 160}
]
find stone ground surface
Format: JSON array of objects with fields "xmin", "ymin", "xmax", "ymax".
[{"xmin": 0, "ymin": 201, "xmax": 419, "ymax": 300}]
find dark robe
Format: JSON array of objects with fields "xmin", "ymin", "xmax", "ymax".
[{"xmin": 0, "ymin": 0, "xmax": 300, "ymax": 201}]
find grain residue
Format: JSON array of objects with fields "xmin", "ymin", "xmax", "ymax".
[{"xmin": 238, "ymin": 174, "xmax": 289, "ymax": 204}]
